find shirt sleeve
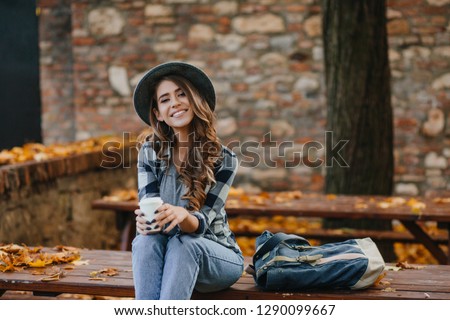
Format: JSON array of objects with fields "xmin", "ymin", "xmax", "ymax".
[
  {"xmin": 137, "ymin": 142, "xmax": 160, "ymax": 201},
  {"xmin": 190, "ymin": 147, "xmax": 238, "ymax": 235}
]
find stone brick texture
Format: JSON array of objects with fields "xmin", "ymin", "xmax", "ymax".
[
  {"xmin": 38, "ymin": 0, "xmax": 450, "ymax": 196},
  {"xmin": 0, "ymin": 145, "xmax": 138, "ymax": 249},
  {"xmin": 0, "ymin": 168, "xmax": 136, "ymax": 249}
]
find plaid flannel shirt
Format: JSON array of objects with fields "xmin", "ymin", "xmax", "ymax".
[{"xmin": 137, "ymin": 141, "xmax": 241, "ymax": 254}]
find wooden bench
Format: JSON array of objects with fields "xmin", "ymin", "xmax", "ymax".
[
  {"xmin": 90, "ymin": 198, "xmax": 449, "ymax": 253},
  {"xmin": 234, "ymin": 228, "xmax": 448, "ymax": 244},
  {"xmin": 2, "ymin": 248, "xmax": 450, "ymax": 300},
  {"xmin": 92, "ymin": 193, "xmax": 450, "ymax": 264}
]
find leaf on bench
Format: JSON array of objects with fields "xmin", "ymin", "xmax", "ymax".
[
  {"xmin": 0, "ymin": 244, "xmax": 81, "ymax": 272},
  {"xmin": 53, "ymin": 245, "xmax": 81, "ymax": 252},
  {"xmin": 39, "ymin": 266, "xmax": 65, "ymax": 282},
  {"xmin": 31, "ymin": 269, "xmax": 45, "ymax": 275},
  {"xmin": 99, "ymin": 268, "xmax": 119, "ymax": 277},
  {"xmin": 71, "ymin": 260, "xmax": 90, "ymax": 266},
  {"xmin": 28, "ymin": 258, "xmax": 51, "ymax": 268},
  {"xmin": 89, "ymin": 267, "xmax": 119, "ymax": 280},
  {"xmin": 373, "ymin": 271, "xmax": 387, "ymax": 286},
  {"xmin": 433, "ymin": 197, "xmax": 450, "ymax": 204},
  {"xmin": 89, "ymin": 277, "xmax": 106, "ymax": 281},
  {"xmin": 396, "ymin": 261, "xmax": 425, "ymax": 270}
]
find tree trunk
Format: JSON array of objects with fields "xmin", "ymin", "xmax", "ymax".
[{"xmin": 322, "ymin": 0, "xmax": 395, "ymax": 261}]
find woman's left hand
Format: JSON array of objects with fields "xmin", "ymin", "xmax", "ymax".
[{"xmin": 154, "ymin": 203, "xmax": 189, "ymax": 233}]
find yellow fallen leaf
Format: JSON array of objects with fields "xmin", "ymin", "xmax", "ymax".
[
  {"xmin": 28, "ymin": 259, "xmax": 50, "ymax": 268},
  {"xmin": 31, "ymin": 270, "xmax": 45, "ymax": 275},
  {"xmin": 89, "ymin": 267, "xmax": 119, "ymax": 278},
  {"xmin": 0, "ymin": 244, "xmax": 24, "ymax": 254},
  {"xmin": 396, "ymin": 261, "xmax": 425, "ymax": 270},
  {"xmin": 406, "ymin": 198, "xmax": 426, "ymax": 209},
  {"xmin": 89, "ymin": 271, "xmax": 99, "ymax": 277},
  {"xmin": 433, "ymin": 197, "xmax": 450, "ymax": 204},
  {"xmin": 89, "ymin": 277, "xmax": 106, "ymax": 281},
  {"xmin": 40, "ymin": 274, "xmax": 61, "ymax": 282},
  {"xmin": 71, "ymin": 260, "xmax": 89, "ymax": 266},
  {"xmin": 389, "ymin": 197, "xmax": 406, "ymax": 205},
  {"xmin": 99, "ymin": 268, "xmax": 119, "ymax": 277},
  {"xmin": 39, "ymin": 267, "xmax": 65, "ymax": 282},
  {"xmin": 354, "ymin": 203, "xmax": 368, "ymax": 209},
  {"xmin": 410, "ymin": 202, "xmax": 426, "ymax": 214},
  {"xmin": 0, "ymin": 264, "xmax": 22, "ymax": 272},
  {"xmin": 326, "ymin": 194, "xmax": 337, "ymax": 200},
  {"xmin": 53, "ymin": 245, "xmax": 80, "ymax": 253},
  {"xmin": 374, "ymin": 272, "xmax": 386, "ymax": 286},
  {"xmin": 377, "ymin": 202, "xmax": 391, "ymax": 209}
]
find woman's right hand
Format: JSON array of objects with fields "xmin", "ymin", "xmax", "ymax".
[{"xmin": 135, "ymin": 209, "xmax": 154, "ymax": 235}]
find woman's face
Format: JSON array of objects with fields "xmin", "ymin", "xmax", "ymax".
[{"xmin": 153, "ymin": 80, "xmax": 195, "ymax": 134}]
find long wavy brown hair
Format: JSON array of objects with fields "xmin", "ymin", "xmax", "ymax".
[{"xmin": 141, "ymin": 75, "xmax": 222, "ymax": 211}]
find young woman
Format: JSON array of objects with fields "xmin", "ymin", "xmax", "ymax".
[{"xmin": 132, "ymin": 62, "xmax": 243, "ymax": 300}]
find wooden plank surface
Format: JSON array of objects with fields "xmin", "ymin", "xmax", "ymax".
[
  {"xmin": 2, "ymin": 248, "xmax": 450, "ymax": 300},
  {"xmin": 234, "ymin": 228, "xmax": 448, "ymax": 243},
  {"xmin": 92, "ymin": 195, "xmax": 450, "ymax": 263},
  {"xmin": 92, "ymin": 193, "xmax": 450, "ymax": 222},
  {"xmin": 225, "ymin": 194, "xmax": 450, "ymax": 222},
  {"xmin": 94, "ymin": 199, "xmax": 450, "ymax": 243},
  {"xmin": 0, "ymin": 249, "xmax": 134, "ymax": 298}
]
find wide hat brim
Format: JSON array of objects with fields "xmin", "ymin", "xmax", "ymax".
[{"xmin": 133, "ymin": 61, "xmax": 216, "ymax": 126}]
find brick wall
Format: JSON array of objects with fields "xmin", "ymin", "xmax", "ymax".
[
  {"xmin": 0, "ymin": 147, "xmax": 137, "ymax": 249},
  {"xmin": 38, "ymin": 0, "xmax": 450, "ymax": 196},
  {"xmin": 39, "ymin": 0, "xmax": 76, "ymax": 143}
]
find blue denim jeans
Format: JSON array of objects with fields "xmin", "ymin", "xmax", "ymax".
[{"xmin": 132, "ymin": 233, "xmax": 244, "ymax": 300}]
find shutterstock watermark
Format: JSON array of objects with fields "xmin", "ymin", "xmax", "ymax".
[
  {"xmin": 100, "ymin": 131, "xmax": 349, "ymax": 169},
  {"xmin": 227, "ymin": 132, "xmax": 349, "ymax": 168}
]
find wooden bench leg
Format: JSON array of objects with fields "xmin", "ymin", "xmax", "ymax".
[
  {"xmin": 116, "ymin": 210, "xmax": 135, "ymax": 251},
  {"xmin": 126, "ymin": 216, "xmax": 137, "ymax": 251},
  {"xmin": 401, "ymin": 220, "xmax": 448, "ymax": 265},
  {"xmin": 447, "ymin": 223, "xmax": 450, "ymax": 265},
  {"xmin": 0, "ymin": 290, "xmax": 5, "ymax": 297},
  {"xmin": 121, "ymin": 216, "xmax": 136, "ymax": 251}
]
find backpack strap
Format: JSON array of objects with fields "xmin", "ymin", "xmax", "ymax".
[{"xmin": 253, "ymin": 232, "xmax": 308, "ymax": 265}]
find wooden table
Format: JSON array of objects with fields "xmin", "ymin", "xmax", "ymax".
[
  {"xmin": 2, "ymin": 249, "xmax": 450, "ymax": 300},
  {"xmin": 91, "ymin": 193, "xmax": 450, "ymax": 264}
]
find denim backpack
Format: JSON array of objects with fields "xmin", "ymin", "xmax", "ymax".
[{"xmin": 251, "ymin": 231, "xmax": 385, "ymax": 291}]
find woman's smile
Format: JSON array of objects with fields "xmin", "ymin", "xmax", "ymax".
[{"xmin": 171, "ymin": 109, "xmax": 188, "ymax": 118}]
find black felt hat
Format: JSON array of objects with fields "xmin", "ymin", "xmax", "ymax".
[{"xmin": 133, "ymin": 61, "xmax": 216, "ymax": 126}]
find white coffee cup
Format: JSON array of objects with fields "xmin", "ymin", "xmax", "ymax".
[{"xmin": 139, "ymin": 197, "xmax": 163, "ymax": 233}]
